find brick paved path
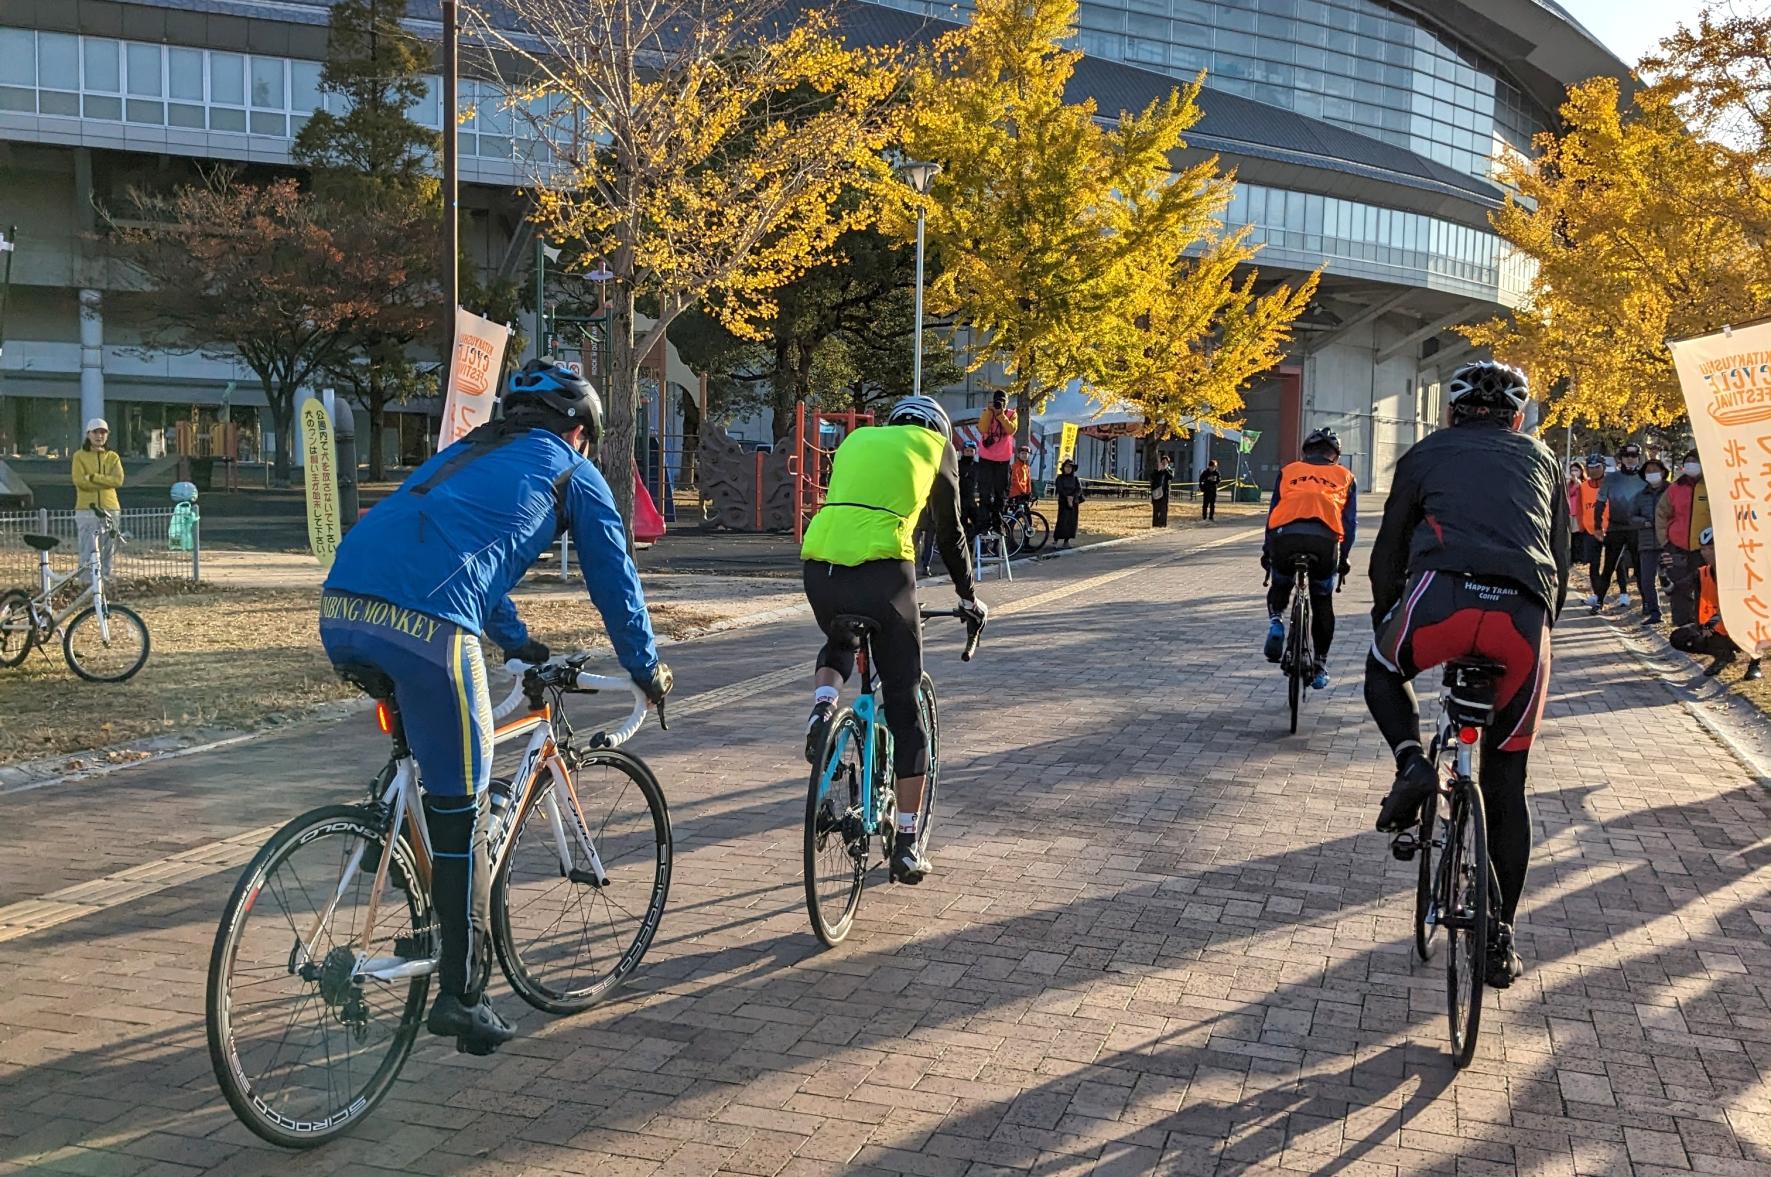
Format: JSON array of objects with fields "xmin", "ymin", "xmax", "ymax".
[{"xmin": 3, "ymin": 522, "xmax": 1770, "ymax": 1176}]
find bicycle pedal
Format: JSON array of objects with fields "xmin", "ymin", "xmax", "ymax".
[
  {"xmin": 455, "ymin": 1035, "xmax": 499, "ymax": 1057},
  {"xmin": 1389, "ymin": 832, "xmax": 1419, "ymax": 861}
]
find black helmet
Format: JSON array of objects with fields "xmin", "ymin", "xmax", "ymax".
[
  {"xmin": 1447, "ymin": 361, "xmax": 1529, "ymax": 416},
  {"xmin": 1303, "ymin": 427, "xmax": 1341, "ymax": 456},
  {"xmin": 503, "ymin": 358, "xmax": 603, "ymax": 446}
]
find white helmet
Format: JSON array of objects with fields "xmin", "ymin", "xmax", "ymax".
[
  {"xmin": 886, "ymin": 395, "xmax": 951, "ymax": 439},
  {"xmin": 1446, "ymin": 361, "xmax": 1530, "ymax": 414}
]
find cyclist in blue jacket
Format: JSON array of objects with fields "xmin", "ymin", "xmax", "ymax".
[{"xmin": 320, "ymin": 357, "xmax": 672, "ymax": 1054}]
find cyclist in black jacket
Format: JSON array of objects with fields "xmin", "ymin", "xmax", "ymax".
[{"xmin": 1364, "ymin": 360, "xmax": 1570, "ymax": 989}]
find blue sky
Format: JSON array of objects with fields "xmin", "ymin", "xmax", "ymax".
[{"xmin": 1558, "ymin": 0, "xmax": 1708, "ymax": 67}]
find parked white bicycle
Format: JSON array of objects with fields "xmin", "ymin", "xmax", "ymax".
[
  {"xmin": 205, "ymin": 653, "xmax": 671, "ymax": 1148},
  {"xmin": 0, "ymin": 507, "xmax": 149, "ymax": 682}
]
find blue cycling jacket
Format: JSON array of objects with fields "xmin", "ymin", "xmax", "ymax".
[{"xmin": 324, "ymin": 426, "xmax": 659, "ymax": 680}]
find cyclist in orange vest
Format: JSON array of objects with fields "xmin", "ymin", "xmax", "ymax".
[{"xmin": 1261, "ymin": 427, "xmax": 1358, "ymax": 689}]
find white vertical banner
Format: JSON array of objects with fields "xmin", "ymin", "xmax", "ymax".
[
  {"xmin": 438, "ymin": 306, "xmax": 512, "ymax": 449},
  {"xmin": 1669, "ymin": 323, "xmax": 1771, "ymax": 654}
]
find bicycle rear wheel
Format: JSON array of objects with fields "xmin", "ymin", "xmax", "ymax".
[
  {"xmin": 1445, "ymin": 777, "xmax": 1490, "ymax": 1067},
  {"xmin": 492, "ymin": 749, "xmax": 672, "ymax": 1015},
  {"xmin": 63, "ymin": 601, "xmax": 149, "ymax": 683},
  {"xmin": 805, "ymin": 708, "xmax": 868, "ymax": 946},
  {"xmin": 1286, "ymin": 592, "xmax": 1307, "ymax": 734},
  {"xmin": 0, "ymin": 589, "xmax": 38, "ymax": 667},
  {"xmin": 207, "ymin": 804, "xmax": 430, "ymax": 1149}
]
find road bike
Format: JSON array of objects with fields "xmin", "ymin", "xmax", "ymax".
[
  {"xmin": 1003, "ymin": 498, "xmax": 1049, "ymax": 556},
  {"xmin": 1276, "ymin": 554, "xmax": 1316, "ymax": 734},
  {"xmin": 804, "ymin": 608, "xmax": 982, "ymax": 945},
  {"xmin": 0, "ymin": 508, "xmax": 148, "ymax": 682},
  {"xmin": 206, "ymin": 654, "xmax": 671, "ymax": 1148},
  {"xmin": 1390, "ymin": 658, "xmax": 1507, "ymax": 1068}
]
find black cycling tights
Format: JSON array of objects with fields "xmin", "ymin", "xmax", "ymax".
[
  {"xmin": 803, "ymin": 559, "xmax": 928, "ymax": 778},
  {"xmin": 1364, "ymin": 652, "xmax": 1531, "ymax": 925}
]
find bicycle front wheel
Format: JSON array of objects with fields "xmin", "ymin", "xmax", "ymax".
[
  {"xmin": 0, "ymin": 589, "xmax": 38, "ymax": 668},
  {"xmin": 207, "ymin": 804, "xmax": 430, "ymax": 1150},
  {"xmin": 915, "ymin": 674, "xmax": 939, "ymax": 846},
  {"xmin": 1445, "ymin": 778, "xmax": 1490, "ymax": 1067},
  {"xmin": 493, "ymin": 749, "xmax": 672, "ymax": 1015},
  {"xmin": 63, "ymin": 602, "xmax": 149, "ymax": 683},
  {"xmin": 1413, "ymin": 769, "xmax": 1441, "ymax": 963},
  {"xmin": 1021, "ymin": 511, "xmax": 1050, "ymax": 553},
  {"xmin": 805, "ymin": 708, "xmax": 868, "ymax": 946}
]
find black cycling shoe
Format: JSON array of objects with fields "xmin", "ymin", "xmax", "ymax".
[
  {"xmin": 1375, "ymin": 752, "xmax": 1437, "ymax": 833},
  {"xmin": 1705, "ymin": 652, "xmax": 1737, "ymax": 678},
  {"xmin": 1748, "ymin": 660, "xmax": 1764, "ymax": 682},
  {"xmin": 426, "ymin": 993, "xmax": 515, "ymax": 1053},
  {"xmin": 804, "ymin": 699, "xmax": 836, "ymax": 765},
  {"xmin": 1485, "ymin": 924, "xmax": 1524, "ymax": 989},
  {"xmin": 889, "ymin": 838, "xmax": 931, "ymax": 885}
]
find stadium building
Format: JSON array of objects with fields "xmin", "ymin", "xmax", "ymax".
[{"xmin": 0, "ymin": 0, "xmax": 1629, "ymax": 488}]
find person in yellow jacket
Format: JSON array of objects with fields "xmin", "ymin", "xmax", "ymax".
[
  {"xmin": 800, "ymin": 396, "xmax": 984, "ymax": 885},
  {"xmin": 71, "ymin": 417, "xmax": 124, "ymax": 580}
]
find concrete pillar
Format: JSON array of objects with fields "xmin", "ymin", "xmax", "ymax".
[
  {"xmin": 1192, "ymin": 429, "xmax": 1211, "ymax": 484},
  {"xmin": 78, "ymin": 289, "xmax": 104, "ymax": 428}
]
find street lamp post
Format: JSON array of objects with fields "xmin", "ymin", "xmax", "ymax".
[
  {"xmin": 441, "ymin": 0, "xmax": 459, "ymax": 365},
  {"xmin": 899, "ymin": 162, "xmax": 940, "ymax": 399},
  {"xmin": 0, "ymin": 226, "xmax": 16, "ymax": 368}
]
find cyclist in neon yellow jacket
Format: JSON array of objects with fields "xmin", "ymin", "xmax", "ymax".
[{"xmin": 800, "ymin": 396, "xmax": 984, "ymax": 884}]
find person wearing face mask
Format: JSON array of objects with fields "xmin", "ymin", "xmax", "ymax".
[
  {"xmin": 1575, "ymin": 456, "xmax": 1608, "ymax": 589},
  {"xmin": 1631, "ymin": 458, "xmax": 1670, "ymax": 624},
  {"xmin": 1656, "ymin": 449, "xmax": 1711, "ymax": 627},
  {"xmin": 1565, "ymin": 462, "xmax": 1587, "ymax": 571},
  {"xmin": 1590, "ymin": 442, "xmax": 1648, "ymax": 615}
]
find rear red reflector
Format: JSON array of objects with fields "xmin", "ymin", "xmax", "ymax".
[
  {"xmin": 375, "ymin": 702, "xmax": 392, "ymax": 734},
  {"xmin": 1457, "ymin": 726, "xmax": 1479, "ymax": 745}
]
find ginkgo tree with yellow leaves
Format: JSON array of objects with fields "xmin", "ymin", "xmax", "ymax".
[
  {"xmin": 466, "ymin": 0, "xmax": 902, "ymax": 530},
  {"xmin": 899, "ymin": 0, "xmax": 1315, "ymax": 438},
  {"xmin": 1465, "ymin": 11, "xmax": 1771, "ymax": 431}
]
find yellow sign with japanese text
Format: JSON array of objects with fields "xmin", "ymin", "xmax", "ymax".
[
  {"xmin": 299, "ymin": 396, "xmax": 341, "ymax": 569},
  {"xmin": 1055, "ymin": 422, "xmax": 1079, "ymax": 468},
  {"xmin": 1670, "ymin": 325, "xmax": 1771, "ymax": 655}
]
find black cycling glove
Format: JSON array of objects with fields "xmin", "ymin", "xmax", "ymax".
[
  {"xmin": 635, "ymin": 662, "xmax": 674, "ymax": 705},
  {"xmin": 503, "ymin": 639, "xmax": 550, "ymax": 666}
]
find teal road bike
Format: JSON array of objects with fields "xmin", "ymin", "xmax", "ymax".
[{"xmin": 804, "ymin": 607, "xmax": 983, "ymax": 945}]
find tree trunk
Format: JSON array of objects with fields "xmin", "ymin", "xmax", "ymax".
[
  {"xmin": 677, "ymin": 386, "xmax": 699, "ymax": 486},
  {"xmin": 267, "ymin": 382, "xmax": 295, "ymax": 487},
  {"xmin": 770, "ymin": 331, "xmax": 796, "ymax": 443},
  {"xmin": 603, "ymin": 277, "xmax": 639, "ymax": 545},
  {"xmin": 1015, "ymin": 388, "xmax": 1033, "ymax": 446},
  {"xmin": 367, "ymin": 368, "xmax": 388, "ymax": 482}
]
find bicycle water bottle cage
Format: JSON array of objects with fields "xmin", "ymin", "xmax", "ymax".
[
  {"xmin": 22, "ymin": 534, "xmax": 59, "ymax": 552},
  {"xmin": 827, "ymin": 615, "xmax": 879, "ymax": 652},
  {"xmin": 1442, "ymin": 660, "xmax": 1504, "ymax": 728}
]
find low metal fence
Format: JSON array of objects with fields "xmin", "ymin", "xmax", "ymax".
[{"xmin": 0, "ymin": 508, "xmax": 201, "ymax": 587}]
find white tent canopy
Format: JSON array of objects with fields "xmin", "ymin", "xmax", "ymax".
[{"xmin": 1032, "ymin": 381, "xmax": 1252, "ymax": 446}]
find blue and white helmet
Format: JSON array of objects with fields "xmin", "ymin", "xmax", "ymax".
[{"xmin": 887, "ymin": 395, "xmax": 952, "ymax": 440}]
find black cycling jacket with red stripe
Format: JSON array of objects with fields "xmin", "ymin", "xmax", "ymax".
[{"xmin": 1368, "ymin": 418, "xmax": 1571, "ymax": 627}]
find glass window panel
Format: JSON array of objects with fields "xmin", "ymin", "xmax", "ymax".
[
  {"xmin": 0, "ymin": 30, "xmax": 34, "ymax": 86},
  {"xmin": 210, "ymin": 53, "xmax": 244, "ymax": 105},
  {"xmin": 126, "ymin": 43, "xmax": 161, "ymax": 96},
  {"xmin": 250, "ymin": 57, "xmax": 284, "ymax": 109},
  {"xmin": 1173, "ymin": 0, "xmax": 1213, "ymax": 18},
  {"xmin": 1363, "ymin": 206, "xmax": 1378, "ymax": 242},
  {"xmin": 1171, "ymin": 45, "xmax": 1210, "ymax": 71},
  {"xmin": 1304, "ymin": 193, "xmax": 1323, "ymax": 235},
  {"xmin": 1227, "ymin": 184, "xmax": 1248, "ymax": 224},
  {"xmin": 1127, "ymin": 38, "xmax": 1165, "ymax": 63},
  {"xmin": 168, "ymin": 102, "xmax": 205, "ymax": 128},
  {"xmin": 1173, "ymin": 20, "xmax": 1211, "ymax": 45},
  {"xmin": 457, "ymin": 129, "xmax": 476, "ymax": 155},
  {"xmin": 1127, "ymin": 12, "xmax": 1166, "ymax": 38},
  {"xmin": 0, "ymin": 86, "xmax": 33, "ymax": 112},
  {"xmin": 1286, "ymin": 190, "xmax": 1306, "ymax": 230},
  {"xmin": 478, "ymin": 134, "xmax": 511, "ymax": 158},
  {"xmin": 1218, "ymin": 8, "xmax": 1256, "ymax": 32},
  {"xmin": 1077, "ymin": 3, "xmax": 1121, "ymax": 30},
  {"xmin": 1255, "ymin": 36, "xmax": 1293, "ymax": 64},
  {"xmin": 38, "ymin": 89, "xmax": 78, "ymax": 115},
  {"xmin": 38, "ymin": 32, "xmax": 76, "ymax": 86},
  {"xmin": 210, "ymin": 105, "xmax": 246, "ymax": 131},
  {"xmin": 83, "ymin": 93, "xmax": 121, "ymax": 119},
  {"xmin": 83, "ymin": 40, "xmax": 120, "ymax": 93},
  {"xmin": 168, "ymin": 48, "xmax": 203, "ymax": 101},
  {"xmin": 250, "ymin": 109, "xmax": 286, "ymax": 135},
  {"xmin": 1125, "ymin": 0, "xmax": 1163, "ymax": 14},
  {"xmin": 1214, "ymin": 54, "xmax": 1254, "ymax": 79},
  {"xmin": 126, "ymin": 98, "xmax": 163, "ymax": 123},
  {"xmin": 1216, "ymin": 29, "xmax": 1256, "ymax": 54},
  {"xmin": 291, "ymin": 60, "xmax": 322, "ymax": 112}
]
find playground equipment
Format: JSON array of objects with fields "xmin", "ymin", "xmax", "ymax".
[{"xmin": 692, "ymin": 404, "xmax": 875, "ymax": 534}]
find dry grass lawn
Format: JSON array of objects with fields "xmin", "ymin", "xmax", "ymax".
[
  {"xmin": 0, "ymin": 586, "xmax": 718, "ymax": 767},
  {"xmin": 1065, "ymin": 494, "xmax": 1263, "ymax": 543}
]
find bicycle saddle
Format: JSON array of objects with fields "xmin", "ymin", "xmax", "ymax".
[
  {"xmin": 1442, "ymin": 658, "xmax": 1505, "ymax": 686},
  {"xmin": 826, "ymin": 614, "xmax": 879, "ymax": 650},
  {"xmin": 22, "ymin": 533, "xmax": 60, "ymax": 552},
  {"xmin": 335, "ymin": 661, "xmax": 397, "ymax": 701}
]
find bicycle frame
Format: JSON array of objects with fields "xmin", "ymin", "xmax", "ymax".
[
  {"xmin": 293, "ymin": 667, "xmax": 648, "ymax": 985},
  {"xmin": 817, "ymin": 640, "xmax": 891, "ymax": 839},
  {"xmin": 23, "ymin": 516, "xmax": 123, "ymax": 636}
]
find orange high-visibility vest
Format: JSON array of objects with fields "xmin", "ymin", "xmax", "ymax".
[
  {"xmin": 1268, "ymin": 460, "xmax": 1355, "ymax": 540},
  {"xmin": 1700, "ymin": 565, "xmax": 1725, "ymax": 636}
]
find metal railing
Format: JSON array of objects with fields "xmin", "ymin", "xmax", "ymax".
[{"xmin": 0, "ymin": 508, "xmax": 201, "ymax": 585}]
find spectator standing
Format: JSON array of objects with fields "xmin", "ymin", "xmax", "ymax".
[
  {"xmin": 1670, "ymin": 528, "xmax": 1762, "ymax": 679},
  {"xmin": 1009, "ymin": 444, "xmax": 1033, "ymax": 509},
  {"xmin": 957, "ymin": 440, "xmax": 980, "ymax": 539},
  {"xmin": 1656, "ymin": 449, "xmax": 1710, "ymax": 626},
  {"xmin": 1053, "ymin": 459, "xmax": 1083, "ymax": 548},
  {"xmin": 1199, "ymin": 458, "xmax": 1223, "ymax": 520},
  {"xmin": 1632, "ymin": 458, "xmax": 1670, "ymax": 624},
  {"xmin": 1591, "ymin": 442, "xmax": 1648, "ymax": 614},
  {"xmin": 1150, "ymin": 452, "xmax": 1173, "ymax": 528},
  {"xmin": 976, "ymin": 391, "xmax": 1016, "ymax": 532},
  {"xmin": 1577, "ymin": 455, "xmax": 1606, "ymax": 588},
  {"xmin": 71, "ymin": 417, "xmax": 125, "ymax": 581},
  {"xmin": 1565, "ymin": 461, "xmax": 1587, "ymax": 572}
]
